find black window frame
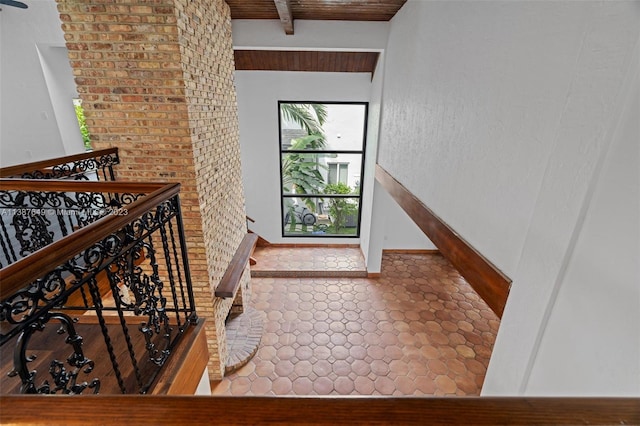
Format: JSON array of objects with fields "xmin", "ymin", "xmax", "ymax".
[{"xmin": 278, "ymin": 100, "xmax": 368, "ymax": 238}]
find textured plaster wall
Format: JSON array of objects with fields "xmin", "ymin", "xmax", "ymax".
[
  {"xmin": 359, "ymin": 53, "xmax": 435, "ymax": 274},
  {"xmin": 381, "ymin": 1, "xmax": 593, "ymax": 276},
  {"xmin": 380, "ymin": 188, "xmax": 436, "ymax": 251},
  {"xmin": 380, "ymin": 0, "xmax": 640, "ymax": 394},
  {"xmin": 525, "ymin": 47, "xmax": 639, "ymax": 396}
]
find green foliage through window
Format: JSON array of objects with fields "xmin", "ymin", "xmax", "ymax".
[
  {"xmin": 279, "ymin": 102, "xmax": 367, "ymax": 238},
  {"xmin": 323, "ymin": 182, "xmax": 358, "ymax": 234},
  {"xmin": 73, "ymin": 99, "xmax": 92, "ymax": 151}
]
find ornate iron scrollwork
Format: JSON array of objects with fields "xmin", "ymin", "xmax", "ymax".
[
  {"xmin": 12, "ymin": 214, "xmax": 54, "ymax": 257},
  {"xmin": 0, "ymin": 269, "xmax": 67, "ymax": 331},
  {"xmin": 8, "ymin": 311, "xmax": 100, "ymax": 394},
  {"xmin": 0, "ymin": 189, "xmax": 145, "ymax": 268},
  {"xmin": 1, "ymin": 191, "xmax": 196, "ymax": 394},
  {"xmin": 108, "ymin": 242, "xmax": 172, "ymax": 366},
  {"xmin": 15, "ymin": 151, "xmax": 120, "ymax": 181}
]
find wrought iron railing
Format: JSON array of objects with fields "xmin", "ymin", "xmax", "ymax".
[
  {"xmin": 0, "ymin": 185, "xmax": 122, "ymax": 268},
  {"xmin": 0, "ymin": 180, "xmax": 197, "ymax": 395},
  {"xmin": 0, "ymin": 148, "xmax": 119, "ymax": 181},
  {"xmin": 0, "ymin": 149, "xmax": 120, "ymax": 267}
]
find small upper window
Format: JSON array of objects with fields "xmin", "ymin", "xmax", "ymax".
[{"xmin": 328, "ymin": 163, "xmax": 349, "ymax": 185}]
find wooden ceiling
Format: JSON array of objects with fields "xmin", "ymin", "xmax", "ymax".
[
  {"xmin": 234, "ymin": 50, "xmax": 380, "ymax": 74},
  {"xmin": 226, "ymin": 0, "xmax": 407, "ymax": 22},
  {"xmin": 228, "ymin": 0, "xmax": 405, "ymax": 75}
]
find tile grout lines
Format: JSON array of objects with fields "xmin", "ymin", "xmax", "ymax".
[{"xmin": 211, "ymin": 248, "xmax": 500, "ymax": 396}]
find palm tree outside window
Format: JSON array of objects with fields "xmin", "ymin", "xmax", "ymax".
[{"xmin": 279, "ymin": 101, "xmax": 367, "ymax": 237}]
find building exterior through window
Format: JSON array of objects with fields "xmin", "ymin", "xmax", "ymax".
[{"xmin": 279, "ymin": 102, "xmax": 367, "ymax": 237}]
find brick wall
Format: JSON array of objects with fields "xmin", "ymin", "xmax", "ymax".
[{"xmin": 57, "ymin": 0, "xmax": 248, "ymax": 380}]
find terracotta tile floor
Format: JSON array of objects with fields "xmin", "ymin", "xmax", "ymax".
[
  {"xmin": 250, "ymin": 246, "xmax": 367, "ymax": 277},
  {"xmin": 211, "ymin": 248, "xmax": 500, "ymax": 396}
]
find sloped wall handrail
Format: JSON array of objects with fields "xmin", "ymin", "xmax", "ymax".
[{"xmin": 0, "ymin": 148, "xmax": 119, "ymax": 181}]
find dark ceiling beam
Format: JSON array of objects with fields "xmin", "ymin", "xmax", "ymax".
[
  {"xmin": 234, "ymin": 50, "xmax": 380, "ymax": 77},
  {"xmin": 273, "ymin": 0, "xmax": 294, "ymax": 35}
]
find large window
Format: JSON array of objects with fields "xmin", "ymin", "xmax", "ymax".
[{"xmin": 279, "ymin": 102, "xmax": 367, "ymax": 237}]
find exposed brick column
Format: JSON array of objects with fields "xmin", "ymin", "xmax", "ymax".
[{"xmin": 57, "ymin": 0, "xmax": 248, "ymax": 380}]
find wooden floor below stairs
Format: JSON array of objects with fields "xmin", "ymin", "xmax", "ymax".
[{"xmin": 1, "ymin": 316, "xmax": 207, "ymax": 395}]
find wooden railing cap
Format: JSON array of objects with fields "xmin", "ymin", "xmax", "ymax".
[
  {"xmin": 0, "ymin": 148, "xmax": 119, "ymax": 178},
  {"xmin": 0, "ymin": 396, "xmax": 638, "ymax": 425},
  {"xmin": 215, "ymin": 233, "xmax": 259, "ymax": 299}
]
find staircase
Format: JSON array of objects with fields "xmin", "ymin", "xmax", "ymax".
[
  {"xmin": 0, "ymin": 151, "xmax": 637, "ymax": 423},
  {"xmin": 0, "ymin": 150, "xmax": 207, "ymax": 395}
]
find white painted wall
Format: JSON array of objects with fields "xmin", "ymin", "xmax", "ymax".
[
  {"xmin": 235, "ymin": 71, "xmax": 372, "ymax": 244},
  {"xmin": 233, "ymin": 19, "xmax": 435, "ymax": 267},
  {"xmin": 359, "ymin": 54, "xmax": 386, "ymax": 272},
  {"xmin": 360, "ymin": 53, "xmax": 436, "ymax": 274},
  {"xmin": 524, "ymin": 44, "xmax": 640, "ymax": 396},
  {"xmin": 0, "ymin": 1, "xmax": 84, "ymax": 166},
  {"xmin": 366, "ymin": 179, "xmax": 437, "ymax": 271},
  {"xmin": 37, "ymin": 44, "xmax": 85, "ymax": 156},
  {"xmin": 379, "ymin": 0, "xmax": 640, "ymax": 395},
  {"xmin": 232, "ymin": 19, "xmax": 389, "ymax": 251},
  {"xmin": 380, "ymin": 187, "xmax": 436, "ymax": 251},
  {"xmin": 195, "ymin": 367, "xmax": 212, "ymax": 395},
  {"xmin": 232, "ymin": 20, "xmax": 389, "ymax": 51}
]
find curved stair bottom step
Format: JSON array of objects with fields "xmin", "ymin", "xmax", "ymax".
[{"xmin": 224, "ymin": 306, "xmax": 264, "ymax": 375}]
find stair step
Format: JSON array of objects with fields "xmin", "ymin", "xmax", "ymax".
[{"xmin": 224, "ymin": 306, "xmax": 264, "ymax": 375}]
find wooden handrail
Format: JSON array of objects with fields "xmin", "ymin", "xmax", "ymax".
[
  {"xmin": 0, "ymin": 148, "xmax": 119, "ymax": 178},
  {"xmin": 0, "ymin": 179, "xmax": 166, "ymax": 193},
  {"xmin": 150, "ymin": 320, "xmax": 209, "ymax": 395},
  {"xmin": 0, "ymin": 396, "xmax": 637, "ymax": 425},
  {"xmin": 376, "ymin": 164, "xmax": 511, "ymax": 317},
  {"xmin": 215, "ymin": 233, "xmax": 258, "ymax": 298},
  {"xmin": 0, "ymin": 180, "xmax": 180, "ymax": 298}
]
